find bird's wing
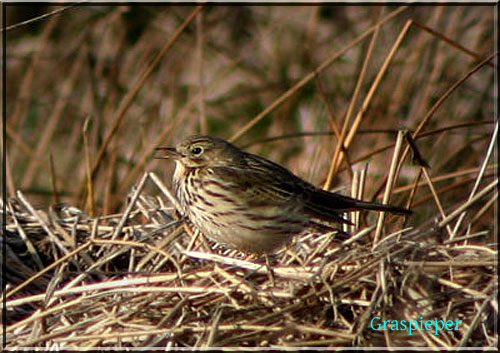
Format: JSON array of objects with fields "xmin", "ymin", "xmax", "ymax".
[
  {"xmin": 209, "ymin": 167, "xmax": 297, "ymax": 208},
  {"xmin": 211, "ymin": 153, "xmax": 409, "ymax": 224},
  {"xmin": 210, "ymin": 155, "xmax": 352, "ymax": 224},
  {"xmin": 243, "ymin": 154, "xmax": 354, "ymax": 224},
  {"xmin": 208, "ymin": 154, "xmax": 304, "ymax": 208}
]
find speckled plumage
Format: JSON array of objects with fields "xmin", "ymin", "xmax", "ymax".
[{"xmin": 156, "ymin": 135, "xmax": 411, "ymax": 254}]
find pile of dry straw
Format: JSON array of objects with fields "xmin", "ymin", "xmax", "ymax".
[{"xmin": 2, "ymin": 167, "xmax": 496, "ymax": 348}]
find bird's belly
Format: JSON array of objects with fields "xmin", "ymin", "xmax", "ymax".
[
  {"xmin": 187, "ymin": 197, "xmax": 307, "ymax": 253},
  {"xmin": 174, "ymin": 169, "xmax": 307, "ymax": 253}
]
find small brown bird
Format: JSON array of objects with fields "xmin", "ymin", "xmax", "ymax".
[{"xmin": 156, "ymin": 135, "xmax": 411, "ymax": 254}]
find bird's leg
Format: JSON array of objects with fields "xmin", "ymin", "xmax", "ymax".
[{"xmin": 264, "ymin": 254, "xmax": 275, "ymax": 286}]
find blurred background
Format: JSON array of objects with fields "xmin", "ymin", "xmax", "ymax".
[{"xmin": 3, "ymin": 5, "xmax": 496, "ymax": 226}]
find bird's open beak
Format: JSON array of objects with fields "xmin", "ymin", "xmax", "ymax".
[{"xmin": 154, "ymin": 147, "xmax": 180, "ymax": 160}]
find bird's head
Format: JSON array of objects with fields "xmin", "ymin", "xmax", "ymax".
[{"xmin": 155, "ymin": 135, "xmax": 242, "ymax": 168}]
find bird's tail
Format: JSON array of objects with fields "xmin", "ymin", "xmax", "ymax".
[
  {"xmin": 303, "ymin": 187, "xmax": 412, "ymax": 224},
  {"xmin": 348, "ymin": 198, "xmax": 412, "ymax": 215}
]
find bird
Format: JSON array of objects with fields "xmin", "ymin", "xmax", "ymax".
[{"xmin": 155, "ymin": 135, "xmax": 411, "ymax": 254}]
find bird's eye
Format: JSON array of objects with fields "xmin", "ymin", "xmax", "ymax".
[{"xmin": 191, "ymin": 146, "xmax": 203, "ymax": 156}]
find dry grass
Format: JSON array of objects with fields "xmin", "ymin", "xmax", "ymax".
[{"xmin": 2, "ymin": 4, "xmax": 497, "ymax": 348}]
